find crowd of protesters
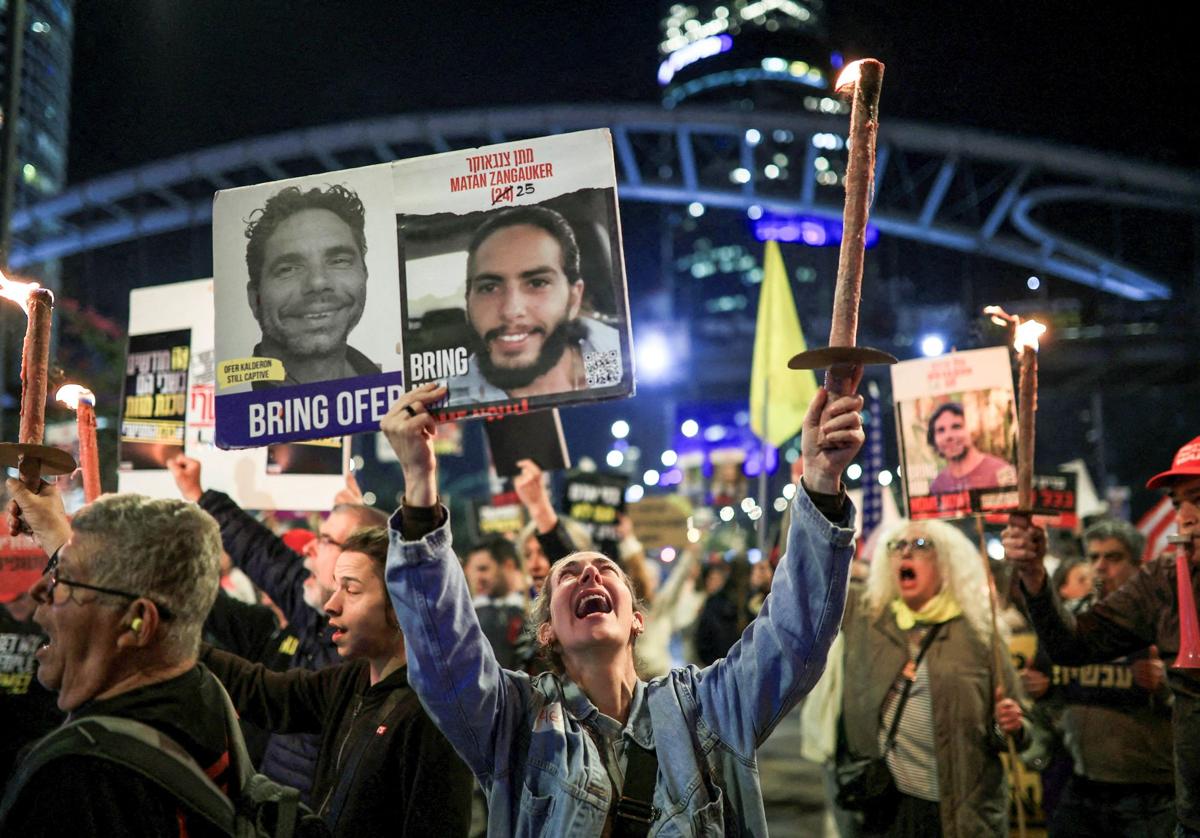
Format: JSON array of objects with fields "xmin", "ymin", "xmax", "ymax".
[{"xmin": 0, "ymin": 381, "xmax": 1197, "ymax": 838}]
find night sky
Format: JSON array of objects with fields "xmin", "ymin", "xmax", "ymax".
[
  {"xmin": 69, "ymin": 2, "xmax": 1197, "ymax": 180},
  {"xmin": 60, "ymin": 2, "xmax": 1198, "ymax": 514}
]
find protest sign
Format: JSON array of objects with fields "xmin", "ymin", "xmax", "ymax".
[
  {"xmin": 562, "ymin": 471, "xmax": 627, "ymax": 560},
  {"xmin": 211, "ymin": 129, "xmax": 634, "ymax": 448},
  {"xmin": 484, "ymin": 409, "xmax": 569, "ymax": 478},
  {"xmin": 891, "ymin": 347, "xmax": 1018, "ymax": 520},
  {"xmin": 118, "ymin": 279, "xmax": 347, "ymax": 510},
  {"xmin": 626, "ymin": 495, "xmax": 693, "ymax": 553}
]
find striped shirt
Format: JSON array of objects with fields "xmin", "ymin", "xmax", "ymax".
[{"xmin": 879, "ymin": 641, "xmax": 940, "ymax": 801}]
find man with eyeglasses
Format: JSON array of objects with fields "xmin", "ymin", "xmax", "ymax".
[
  {"xmin": 168, "ymin": 454, "xmax": 386, "ymax": 802},
  {"xmin": 0, "ymin": 480, "xmax": 231, "ymax": 837}
]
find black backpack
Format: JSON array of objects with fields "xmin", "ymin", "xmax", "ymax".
[{"xmin": 0, "ymin": 674, "xmax": 328, "ymax": 837}]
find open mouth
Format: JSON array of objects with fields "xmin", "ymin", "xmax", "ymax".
[
  {"xmin": 898, "ymin": 566, "xmax": 916, "ymax": 582},
  {"xmin": 574, "ymin": 591, "xmax": 613, "ymax": 618}
]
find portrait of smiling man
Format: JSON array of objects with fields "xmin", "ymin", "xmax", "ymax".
[
  {"xmin": 447, "ymin": 204, "xmax": 623, "ymax": 405},
  {"xmin": 926, "ymin": 401, "xmax": 1015, "ymax": 494},
  {"xmin": 243, "ymin": 183, "xmax": 380, "ymax": 388}
]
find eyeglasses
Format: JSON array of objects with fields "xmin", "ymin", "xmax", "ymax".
[
  {"xmin": 887, "ymin": 537, "xmax": 935, "ymax": 555},
  {"xmin": 35, "ymin": 549, "xmax": 174, "ymax": 620}
]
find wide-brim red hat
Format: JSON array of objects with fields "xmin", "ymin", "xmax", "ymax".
[{"xmin": 1146, "ymin": 435, "xmax": 1200, "ymax": 489}]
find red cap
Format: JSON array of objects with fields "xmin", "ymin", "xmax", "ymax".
[
  {"xmin": 281, "ymin": 528, "xmax": 316, "ymax": 554},
  {"xmin": 1146, "ymin": 436, "xmax": 1200, "ymax": 489}
]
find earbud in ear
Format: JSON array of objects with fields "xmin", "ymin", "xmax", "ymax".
[{"xmin": 130, "ymin": 617, "xmax": 144, "ymax": 633}]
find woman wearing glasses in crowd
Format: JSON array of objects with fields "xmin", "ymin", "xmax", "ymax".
[{"xmin": 811, "ymin": 519, "xmax": 1031, "ymax": 838}]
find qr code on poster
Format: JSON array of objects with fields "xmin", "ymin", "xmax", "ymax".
[{"xmin": 584, "ymin": 350, "xmax": 622, "ymax": 387}]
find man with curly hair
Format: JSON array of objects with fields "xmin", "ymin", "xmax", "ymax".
[{"xmin": 244, "ymin": 183, "xmax": 379, "ymax": 387}]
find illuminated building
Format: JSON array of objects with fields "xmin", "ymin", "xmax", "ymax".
[
  {"xmin": 1, "ymin": 0, "xmax": 74, "ymax": 262},
  {"xmin": 0, "ymin": 1, "xmax": 74, "ymax": 430}
]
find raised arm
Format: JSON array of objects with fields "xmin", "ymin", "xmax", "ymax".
[
  {"xmin": 694, "ymin": 382, "xmax": 863, "ymax": 756},
  {"xmin": 169, "ymin": 455, "xmax": 313, "ymax": 629},
  {"xmin": 6, "ymin": 478, "xmax": 71, "ymax": 555},
  {"xmin": 1005, "ymin": 520, "xmax": 1153, "ymax": 664},
  {"xmin": 381, "ymin": 384, "xmax": 530, "ymax": 783}
]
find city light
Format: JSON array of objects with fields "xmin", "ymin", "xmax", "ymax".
[
  {"xmin": 773, "ymin": 497, "xmax": 788, "ymax": 512},
  {"xmin": 661, "ymin": 546, "xmax": 678, "ymax": 562},
  {"xmin": 719, "ymin": 506, "xmax": 735, "ymax": 522},
  {"xmin": 607, "ymin": 449, "xmax": 625, "ymax": 468},
  {"xmin": 764, "ymin": 164, "xmax": 780, "ymax": 179},
  {"xmin": 879, "ymin": 470, "xmax": 894, "ymax": 486},
  {"xmin": 688, "ymin": 201, "xmax": 705, "ymax": 217},
  {"xmin": 611, "ymin": 420, "xmax": 630, "ymax": 439},
  {"xmin": 644, "ymin": 469, "xmax": 661, "ymax": 486},
  {"xmin": 846, "ymin": 463, "xmax": 863, "ymax": 480},
  {"xmin": 919, "ymin": 334, "xmax": 946, "ymax": 357},
  {"xmin": 636, "ymin": 329, "xmax": 673, "ymax": 383},
  {"xmin": 730, "ymin": 167, "xmax": 751, "ymax": 184},
  {"xmin": 687, "ymin": 527, "xmax": 702, "ymax": 543},
  {"xmin": 657, "ymin": 34, "xmax": 734, "ymax": 85},
  {"xmin": 681, "ymin": 419, "xmax": 700, "ymax": 437},
  {"xmin": 740, "ymin": 497, "xmax": 756, "ymax": 512},
  {"xmin": 747, "ymin": 204, "xmax": 764, "ymax": 220},
  {"xmin": 782, "ymin": 483, "xmax": 796, "ymax": 500},
  {"xmin": 745, "ymin": 128, "xmax": 762, "ymax": 146},
  {"xmin": 625, "ymin": 484, "xmax": 645, "ymax": 503},
  {"xmin": 1027, "ymin": 275, "xmax": 1041, "ymax": 291},
  {"xmin": 661, "ymin": 449, "xmax": 678, "ymax": 466}
]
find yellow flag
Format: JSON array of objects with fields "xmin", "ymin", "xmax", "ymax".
[{"xmin": 750, "ymin": 241, "xmax": 818, "ymax": 447}]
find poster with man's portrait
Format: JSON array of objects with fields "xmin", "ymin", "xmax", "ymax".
[
  {"xmin": 393, "ymin": 129, "xmax": 634, "ymax": 421},
  {"xmin": 118, "ymin": 278, "xmax": 349, "ymax": 511},
  {"xmin": 212, "ymin": 164, "xmax": 405, "ymax": 449},
  {"xmin": 891, "ymin": 347, "xmax": 1018, "ymax": 520},
  {"xmin": 211, "ymin": 129, "xmax": 634, "ymax": 448}
]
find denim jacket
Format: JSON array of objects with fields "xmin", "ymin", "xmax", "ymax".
[{"xmin": 385, "ymin": 487, "xmax": 856, "ymax": 836}]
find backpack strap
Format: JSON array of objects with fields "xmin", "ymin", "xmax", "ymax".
[
  {"xmin": 0, "ymin": 715, "xmax": 236, "ymax": 835},
  {"xmin": 612, "ymin": 740, "xmax": 659, "ymax": 838}
]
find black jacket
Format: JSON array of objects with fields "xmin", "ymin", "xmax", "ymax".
[
  {"xmin": 1, "ymin": 666, "xmax": 232, "ymax": 837},
  {"xmin": 203, "ymin": 647, "xmax": 473, "ymax": 837},
  {"xmin": 198, "ymin": 489, "xmax": 340, "ymax": 800}
]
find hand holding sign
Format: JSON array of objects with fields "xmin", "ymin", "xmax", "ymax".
[
  {"xmin": 514, "ymin": 459, "xmax": 557, "ymax": 534},
  {"xmin": 381, "ymin": 383, "xmax": 445, "ymax": 507}
]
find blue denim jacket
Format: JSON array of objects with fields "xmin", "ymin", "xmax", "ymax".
[{"xmin": 385, "ymin": 488, "xmax": 856, "ymax": 836}]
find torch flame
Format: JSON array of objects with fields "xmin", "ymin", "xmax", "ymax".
[
  {"xmin": 835, "ymin": 59, "xmax": 867, "ymax": 94},
  {"xmin": 0, "ymin": 270, "xmax": 44, "ymax": 315},
  {"xmin": 56, "ymin": 384, "xmax": 95, "ymax": 410},
  {"xmin": 1014, "ymin": 319, "xmax": 1047, "ymax": 354}
]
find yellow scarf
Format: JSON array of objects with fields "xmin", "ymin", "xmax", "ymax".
[{"xmin": 890, "ymin": 589, "xmax": 962, "ymax": 630}]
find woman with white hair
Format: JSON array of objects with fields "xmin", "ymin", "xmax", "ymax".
[{"xmin": 826, "ymin": 518, "xmax": 1029, "ymax": 837}]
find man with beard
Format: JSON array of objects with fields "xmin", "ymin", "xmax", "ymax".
[
  {"xmin": 447, "ymin": 205, "xmax": 622, "ymax": 405},
  {"xmin": 927, "ymin": 401, "xmax": 1015, "ymax": 494},
  {"xmin": 244, "ymin": 183, "xmax": 378, "ymax": 388}
]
